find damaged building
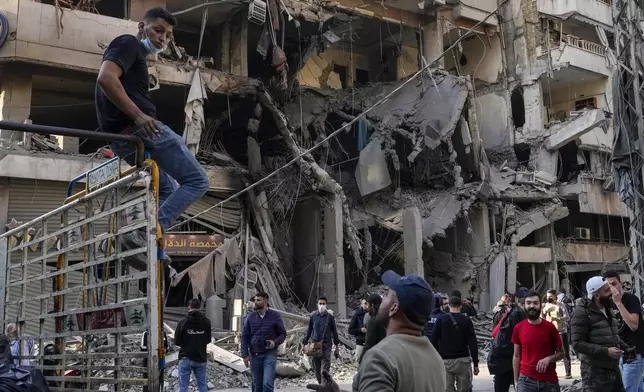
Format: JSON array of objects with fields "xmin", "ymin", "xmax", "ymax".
[{"xmin": 0, "ymin": 0, "xmax": 630, "ymax": 342}]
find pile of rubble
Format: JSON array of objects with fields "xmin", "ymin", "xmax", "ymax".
[
  {"xmin": 472, "ymin": 312, "xmax": 495, "ymax": 359},
  {"xmin": 561, "ymin": 379, "xmax": 582, "ymax": 392}
]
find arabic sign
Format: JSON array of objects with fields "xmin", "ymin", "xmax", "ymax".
[
  {"xmin": 163, "ymin": 234, "xmax": 225, "ymax": 256},
  {"xmin": 87, "ymin": 157, "xmax": 119, "ymax": 189}
]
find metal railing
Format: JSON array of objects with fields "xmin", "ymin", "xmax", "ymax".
[{"xmin": 0, "ymin": 121, "xmax": 164, "ymax": 391}]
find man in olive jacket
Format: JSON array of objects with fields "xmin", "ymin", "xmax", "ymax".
[{"xmin": 572, "ymin": 276, "xmax": 630, "ymax": 392}]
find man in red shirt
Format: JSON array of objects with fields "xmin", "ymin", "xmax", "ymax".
[{"xmin": 512, "ymin": 290, "xmax": 564, "ymax": 392}]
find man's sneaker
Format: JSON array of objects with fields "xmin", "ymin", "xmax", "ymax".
[{"xmin": 564, "ymin": 374, "xmax": 573, "ymax": 379}]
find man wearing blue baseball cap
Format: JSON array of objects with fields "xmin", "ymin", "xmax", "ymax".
[{"xmin": 351, "ymin": 270, "xmax": 446, "ymax": 392}]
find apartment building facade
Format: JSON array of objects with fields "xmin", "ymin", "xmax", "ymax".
[{"xmin": 0, "ymin": 0, "xmax": 628, "ymax": 320}]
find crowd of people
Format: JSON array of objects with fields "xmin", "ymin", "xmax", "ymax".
[{"xmin": 232, "ymin": 269, "xmax": 644, "ymax": 392}]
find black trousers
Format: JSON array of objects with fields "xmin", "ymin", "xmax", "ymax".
[
  {"xmin": 560, "ymin": 333, "xmax": 571, "ymax": 376},
  {"xmin": 312, "ymin": 350, "xmax": 332, "ymax": 384},
  {"xmin": 494, "ymin": 370, "xmax": 515, "ymax": 392}
]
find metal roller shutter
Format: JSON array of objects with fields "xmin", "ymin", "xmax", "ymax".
[{"xmin": 6, "ymin": 179, "xmax": 116, "ymax": 336}]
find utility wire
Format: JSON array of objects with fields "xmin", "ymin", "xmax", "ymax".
[{"xmin": 167, "ymin": 1, "xmax": 507, "ymax": 231}]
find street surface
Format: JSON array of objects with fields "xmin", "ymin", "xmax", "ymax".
[{"xmin": 218, "ymin": 361, "xmax": 581, "ymax": 392}]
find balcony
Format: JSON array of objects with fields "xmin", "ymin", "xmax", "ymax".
[
  {"xmin": 539, "ymin": 34, "xmax": 612, "ymax": 77},
  {"xmin": 537, "ymin": 0, "xmax": 613, "ymax": 30},
  {"xmin": 557, "ymin": 241, "xmax": 630, "ymax": 264}
]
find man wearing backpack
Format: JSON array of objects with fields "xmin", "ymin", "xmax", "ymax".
[
  {"xmin": 431, "ymin": 296, "xmax": 479, "ymax": 392},
  {"xmin": 572, "ymin": 276, "xmax": 631, "ymax": 392},
  {"xmin": 604, "ymin": 271, "xmax": 644, "ymax": 392},
  {"xmin": 489, "ymin": 288, "xmax": 527, "ymax": 392}
]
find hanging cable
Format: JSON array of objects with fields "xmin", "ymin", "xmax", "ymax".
[{"xmin": 167, "ymin": 0, "xmax": 508, "ymax": 231}]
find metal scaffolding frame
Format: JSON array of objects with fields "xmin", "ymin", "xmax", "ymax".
[
  {"xmin": 612, "ymin": 0, "xmax": 644, "ymax": 295},
  {"xmin": 0, "ymin": 121, "xmax": 165, "ymax": 391}
]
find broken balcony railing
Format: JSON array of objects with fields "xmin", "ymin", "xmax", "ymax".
[{"xmin": 550, "ymin": 34, "xmax": 607, "ymax": 56}]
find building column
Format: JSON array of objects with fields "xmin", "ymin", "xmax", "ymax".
[
  {"xmin": 535, "ymin": 225, "xmax": 559, "ymax": 290},
  {"xmin": 230, "ymin": 11, "xmax": 249, "ymax": 77},
  {"xmin": 129, "ymin": 0, "xmax": 168, "ymax": 21},
  {"xmin": 469, "ymin": 204, "xmax": 491, "ymax": 311},
  {"xmin": 0, "ymin": 177, "xmax": 8, "ymax": 235},
  {"xmin": 323, "ymin": 195, "xmax": 346, "ymax": 318},
  {"xmin": 521, "ymin": 82, "xmax": 546, "ymax": 139},
  {"xmin": 529, "ymin": 147, "xmax": 558, "ymax": 179},
  {"xmin": 423, "ymin": 20, "xmax": 444, "ymax": 68},
  {"xmin": 0, "ymin": 68, "xmax": 32, "ymax": 141},
  {"xmin": 403, "ymin": 206, "xmax": 424, "ymax": 277}
]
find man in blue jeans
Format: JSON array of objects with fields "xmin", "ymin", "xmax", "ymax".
[
  {"xmin": 174, "ymin": 299, "xmax": 211, "ymax": 392},
  {"xmin": 241, "ymin": 292, "xmax": 286, "ymax": 392},
  {"xmin": 95, "ymin": 7, "xmax": 210, "ymax": 268},
  {"xmin": 604, "ymin": 271, "xmax": 644, "ymax": 392}
]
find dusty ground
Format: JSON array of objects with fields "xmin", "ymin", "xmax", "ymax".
[{"xmin": 217, "ymin": 361, "xmax": 581, "ymax": 392}]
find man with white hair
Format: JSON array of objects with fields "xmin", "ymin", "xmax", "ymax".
[{"xmin": 571, "ymin": 276, "xmax": 631, "ymax": 392}]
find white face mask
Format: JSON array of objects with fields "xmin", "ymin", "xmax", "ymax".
[
  {"xmin": 141, "ymin": 37, "xmax": 164, "ymax": 55},
  {"xmin": 318, "ymin": 304, "xmax": 327, "ymax": 313}
]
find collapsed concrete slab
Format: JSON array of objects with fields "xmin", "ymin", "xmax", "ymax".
[
  {"xmin": 545, "ymin": 109, "xmax": 608, "ymax": 150},
  {"xmin": 284, "ymin": 72, "xmax": 471, "ymax": 153},
  {"xmin": 355, "ymin": 140, "xmax": 392, "ymax": 196},
  {"xmin": 354, "ymin": 186, "xmax": 478, "ymax": 245},
  {"xmin": 506, "ymin": 202, "xmax": 569, "ymax": 244}
]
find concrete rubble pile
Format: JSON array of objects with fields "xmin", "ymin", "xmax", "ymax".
[
  {"xmin": 561, "ymin": 379, "xmax": 583, "ymax": 392},
  {"xmin": 472, "ymin": 313, "xmax": 495, "ymax": 360}
]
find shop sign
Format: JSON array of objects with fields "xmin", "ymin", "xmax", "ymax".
[{"xmin": 163, "ymin": 234, "xmax": 225, "ymax": 256}]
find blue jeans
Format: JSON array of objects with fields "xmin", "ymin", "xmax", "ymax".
[
  {"xmin": 516, "ymin": 374, "xmax": 560, "ymax": 392},
  {"xmin": 178, "ymin": 358, "xmax": 208, "ymax": 392},
  {"xmin": 250, "ymin": 350, "xmax": 277, "ymax": 392},
  {"xmin": 110, "ymin": 123, "xmax": 210, "ymax": 231},
  {"xmin": 621, "ymin": 353, "xmax": 644, "ymax": 392}
]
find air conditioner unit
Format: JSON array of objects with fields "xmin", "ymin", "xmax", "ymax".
[
  {"xmin": 248, "ymin": 0, "xmax": 267, "ymax": 26},
  {"xmin": 575, "ymin": 227, "xmax": 591, "ymax": 240}
]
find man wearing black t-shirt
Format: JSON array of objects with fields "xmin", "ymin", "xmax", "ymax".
[
  {"xmin": 95, "ymin": 8, "xmax": 209, "ymax": 268},
  {"xmin": 431, "ymin": 296, "xmax": 479, "ymax": 392},
  {"xmin": 604, "ymin": 271, "xmax": 644, "ymax": 392}
]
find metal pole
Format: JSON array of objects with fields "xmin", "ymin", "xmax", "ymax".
[
  {"xmin": 243, "ymin": 218, "xmax": 250, "ymax": 305},
  {"xmin": 0, "ymin": 120, "xmax": 145, "ymax": 167}
]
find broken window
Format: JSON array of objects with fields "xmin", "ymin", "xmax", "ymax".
[
  {"xmin": 558, "ymin": 141, "xmax": 581, "ymax": 182},
  {"xmin": 355, "ymin": 69, "xmax": 370, "ymax": 87},
  {"xmin": 511, "ymin": 87, "xmax": 526, "ymax": 128},
  {"xmin": 333, "ymin": 64, "xmax": 348, "ymax": 89},
  {"xmin": 513, "ymin": 143, "xmax": 531, "ymax": 166},
  {"xmin": 574, "ymin": 97, "xmax": 597, "ymax": 110}
]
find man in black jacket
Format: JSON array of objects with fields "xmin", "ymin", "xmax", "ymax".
[
  {"xmin": 348, "ymin": 299, "xmax": 369, "ymax": 363},
  {"xmin": 572, "ymin": 276, "xmax": 630, "ymax": 392},
  {"xmin": 489, "ymin": 290, "xmax": 527, "ymax": 392},
  {"xmin": 431, "ymin": 296, "xmax": 479, "ymax": 392},
  {"xmin": 359, "ymin": 294, "xmax": 387, "ymax": 363},
  {"xmin": 451, "ymin": 290, "xmax": 477, "ymax": 318},
  {"xmin": 604, "ymin": 271, "xmax": 644, "ymax": 392},
  {"xmin": 175, "ymin": 299, "xmax": 212, "ymax": 392}
]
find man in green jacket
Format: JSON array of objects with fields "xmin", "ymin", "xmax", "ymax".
[{"xmin": 572, "ymin": 276, "xmax": 630, "ymax": 392}]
